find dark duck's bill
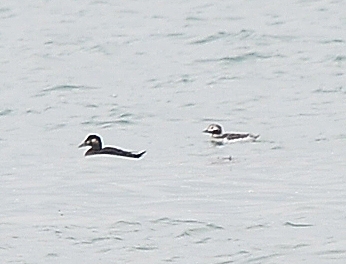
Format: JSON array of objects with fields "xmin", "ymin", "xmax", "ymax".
[{"xmin": 78, "ymin": 134, "xmax": 146, "ymax": 159}]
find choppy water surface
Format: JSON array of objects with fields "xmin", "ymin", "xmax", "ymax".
[{"xmin": 1, "ymin": 0, "xmax": 345, "ymax": 263}]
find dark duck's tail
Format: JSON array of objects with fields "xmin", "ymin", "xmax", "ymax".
[{"xmin": 133, "ymin": 150, "xmax": 146, "ymax": 158}]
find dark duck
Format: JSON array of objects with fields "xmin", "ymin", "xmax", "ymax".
[{"xmin": 78, "ymin": 134, "xmax": 146, "ymax": 159}]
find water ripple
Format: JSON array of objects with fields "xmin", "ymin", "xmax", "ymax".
[
  {"xmin": 313, "ymin": 86, "xmax": 343, "ymax": 94},
  {"xmin": 133, "ymin": 245, "xmax": 158, "ymax": 251},
  {"xmin": 37, "ymin": 85, "xmax": 98, "ymax": 97},
  {"xmin": 317, "ymin": 249, "xmax": 346, "ymax": 256},
  {"xmin": 81, "ymin": 118, "xmax": 133, "ymax": 128},
  {"xmin": 335, "ymin": 55, "xmax": 346, "ymax": 62},
  {"xmin": 195, "ymin": 52, "xmax": 273, "ymax": 64},
  {"xmin": 284, "ymin": 222, "xmax": 313, "ymax": 228},
  {"xmin": 151, "ymin": 217, "xmax": 224, "ymax": 242},
  {"xmin": 152, "ymin": 217, "xmax": 204, "ymax": 225},
  {"xmin": 0, "ymin": 7, "xmax": 14, "ymax": 19},
  {"xmin": 0, "ymin": 109, "xmax": 12, "ymax": 116},
  {"xmin": 190, "ymin": 31, "xmax": 231, "ymax": 45}
]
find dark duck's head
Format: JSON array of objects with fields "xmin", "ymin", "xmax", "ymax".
[
  {"xmin": 78, "ymin": 134, "xmax": 102, "ymax": 151},
  {"xmin": 203, "ymin": 124, "xmax": 223, "ymax": 135}
]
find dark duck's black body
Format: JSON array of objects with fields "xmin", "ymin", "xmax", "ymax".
[{"xmin": 78, "ymin": 134, "xmax": 146, "ymax": 159}]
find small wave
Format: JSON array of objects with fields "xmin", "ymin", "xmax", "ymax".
[
  {"xmin": 26, "ymin": 109, "xmax": 41, "ymax": 114},
  {"xmin": 37, "ymin": 85, "xmax": 98, "ymax": 97},
  {"xmin": 0, "ymin": 109, "xmax": 12, "ymax": 116},
  {"xmin": 152, "ymin": 217, "xmax": 204, "ymax": 225},
  {"xmin": 246, "ymin": 223, "xmax": 270, "ymax": 230},
  {"xmin": 0, "ymin": 7, "xmax": 14, "ymax": 19},
  {"xmin": 320, "ymin": 39, "xmax": 344, "ymax": 44},
  {"xmin": 315, "ymin": 137, "xmax": 327, "ymax": 142},
  {"xmin": 335, "ymin": 55, "xmax": 346, "ymax": 62},
  {"xmin": 235, "ymin": 29, "xmax": 255, "ymax": 39},
  {"xmin": 166, "ymin": 32, "xmax": 185, "ymax": 38},
  {"xmin": 214, "ymin": 251, "xmax": 250, "ymax": 264},
  {"xmin": 186, "ymin": 16, "xmax": 206, "ymax": 22},
  {"xmin": 112, "ymin": 220, "xmax": 141, "ymax": 227},
  {"xmin": 74, "ymin": 234, "xmax": 122, "ymax": 246},
  {"xmin": 195, "ymin": 237, "xmax": 211, "ymax": 244},
  {"xmin": 181, "ymin": 103, "xmax": 195, "ymax": 108},
  {"xmin": 46, "ymin": 253, "xmax": 58, "ymax": 258},
  {"xmin": 201, "ymin": 117, "xmax": 225, "ymax": 122},
  {"xmin": 151, "ymin": 217, "xmax": 223, "ymax": 241},
  {"xmin": 317, "ymin": 249, "xmax": 346, "ymax": 256},
  {"xmin": 176, "ymin": 227, "xmax": 211, "ymax": 238},
  {"xmin": 195, "ymin": 52, "xmax": 272, "ymax": 65},
  {"xmin": 313, "ymin": 86, "xmax": 343, "ymax": 94},
  {"xmin": 284, "ymin": 221, "xmax": 313, "ymax": 227},
  {"xmin": 219, "ymin": 52, "xmax": 272, "ymax": 62},
  {"xmin": 133, "ymin": 245, "xmax": 158, "ymax": 251},
  {"xmin": 271, "ymin": 145, "xmax": 283, "ymax": 150},
  {"xmin": 190, "ymin": 31, "xmax": 230, "ymax": 45},
  {"xmin": 81, "ymin": 117, "xmax": 134, "ymax": 128},
  {"xmin": 43, "ymin": 85, "xmax": 96, "ymax": 92},
  {"xmin": 85, "ymin": 104, "xmax": 99, "ymax": 109},
  {"xmin": 90, "ymin": 236, "xmax": 121, "ymax": 243},
  {"xmin": 249, "ymin": 253, "xmax": 281, "ymax": 263},
  {"xmin": 45, "ymin": 123, "xmax": 67, "ymax": 131}
]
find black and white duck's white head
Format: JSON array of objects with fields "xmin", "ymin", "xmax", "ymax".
[{"xmin": 203, "ymin": 124, "xmax": 223, "ymax": 135}]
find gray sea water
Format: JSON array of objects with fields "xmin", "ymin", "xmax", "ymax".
[{"xmin": 1, "ymin": 0, "xmax": 346, "ymax": 263}]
